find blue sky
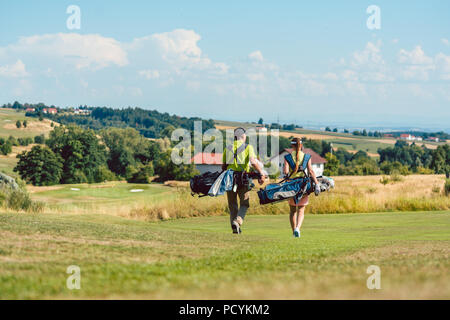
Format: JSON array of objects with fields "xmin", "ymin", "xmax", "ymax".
[{"xmin": 0, "ymin": 1, "xmax": 449, "ymax": 130}]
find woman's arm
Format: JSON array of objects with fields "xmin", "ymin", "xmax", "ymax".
[
  {"xmin": 307, "ymin": 159, "xmax": 319, "ymax": 185},
  {"xmin": 283, "ymin": 159, "xmax": 289, "ymax": 177}
]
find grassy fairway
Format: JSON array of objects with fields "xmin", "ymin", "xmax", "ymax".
[{"xmin": 0, "ymin": 211, "xmax": 449, "ymax": 299}]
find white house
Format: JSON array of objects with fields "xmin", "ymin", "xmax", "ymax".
[
  {"xmin": 268, "ymin": 148, "xmax": 327, "ymax": 178},
  {"xmin": 191, "ymin": 152, "xmax": 223, "ymax": 174}
]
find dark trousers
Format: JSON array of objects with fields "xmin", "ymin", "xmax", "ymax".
[{"xmin": 226, "ymin": 185, "xmax": 250, "ymax": 227}]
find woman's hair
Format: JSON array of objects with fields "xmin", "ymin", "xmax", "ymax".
[{"xmin": 291, "ymin": 138, "xmax": 302, "ymax": 176}]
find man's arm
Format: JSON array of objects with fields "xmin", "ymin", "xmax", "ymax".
[{"xmin": 222, "ymin": 149, "xmax": 228, "ymax": 171}]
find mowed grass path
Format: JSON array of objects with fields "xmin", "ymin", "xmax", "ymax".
[
  {"xmin": 0, "ymin": 211, "xmax": 449, "ymax": 299},
  {"xmin": 28, "ymin": 182, "xmax": 176, "ymax": 215}
]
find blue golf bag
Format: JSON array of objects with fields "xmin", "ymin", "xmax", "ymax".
[
  {"xmin": 257, "ymin": 152, "xmax": 334, "ymax": 205},
  {"xmin": 257, "ymin": 176, "xmax": 313, "ymax": 205}
]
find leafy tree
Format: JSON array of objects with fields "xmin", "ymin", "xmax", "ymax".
[
  {"xmin": 0, "ymin": 141, "xmax": 12, "ymax": 155},
  {"xmin": 127, "ymin": 163, "xmax": 154, "ymax": 183},
  {"xmin": 325, "ymin": 127, "xmax": 331, "ymax": 132},
  {"xmin": 100, "ymin": 127, "xmax": 159, "ymax": 177},
  {"xmin": 46, "ymin": 125, "xmax": 107, "ymax": 183},
  {"xmin": 14, "ymin": 145, "xmax": 63, "ymax": 186},
  {"xmin": 154, "ymin": 150, "xmax": 199, "ymax": 181},
  {"xmin": 258, "ymin": 118, "xmax": 264, "ymax": 125},
  {"xmin": 34, "ymin": 134, "xmax": 45, "ymax": 144},
  {"xmin": 324, "ymin": 153, "xmax": 340, "ymax": 176},
  {"xmin": 430, "ymin": 145, "xmax": 450, "ymax": 175},
  {"xmin": 23, "ymin": 120, "xmax": 27, "ymax": 128},
  {"xmin": 333, "ymin": 128, "xmax": 338, "ymax": 132},
  {"xmin": 16, "ymin": 120, "xmax": 21, "ymax": 129}
]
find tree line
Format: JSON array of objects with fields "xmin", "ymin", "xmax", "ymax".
[{"xmin": 14, "ymin": 125, "xmax": 198, "ymax": 186}]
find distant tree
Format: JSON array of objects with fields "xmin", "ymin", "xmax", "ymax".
[
  {"xmin": 430, "ymin": 145, "xmax": 450, "ymax": 175},
  {"xmin": 126, "ymin": 163, "xmax": 154, "ymax": 183},
  {"xmin": 14, "ymin": 145, "xmax": 63, "ymax": 186},
  {"xmin": 325, "ymin": 127, "xmax": 331, "ymax": 132},
  {"xmin": 258, "ymin": 118, "xmax": 264, "ymax": 125},
  {"xmin": 0, "ymin": 141, "xmax": 12, "ymax": 155},
  {"xmin": 344, "ymin": 129, "xmax": 349, "ymax": 134},
  {"xmin": 324, "ymin": 153, "xmax": 340, "ymax": 176},
  {"xmin": 34, "ymin": 134, "xmax": 45, "ymax": 144},
  {"xmin": 154, "ymin": 150, "xmax": 199, "ymax": 181},
  {"xmin": 22, "ymin": 120, "xmax": 27, "ymax": 128},
  {"xmin": 46, "ymin": 125, "xmax": 108, "ymax": 183},
  {"xmin": 333, "ymin": 128, "xmax": 338, "ymax": 132},
  {"xmin": 16, "ymin": 120, "xmax": 22, "ymax": 129},
  {"xmin": 362, "ymin": 129, "xmax": 368, "ymax": 136}
]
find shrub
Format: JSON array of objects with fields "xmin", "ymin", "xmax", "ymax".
[
  {"xmin": 127, "ymin": 163, "xmax": 154, "ymax": 184},
  {"xmin": 390, "ymin": 170, "xmax": 404, "ymax": 183},
  {"xmin": 94, "ymin": 165, "xmax": 117, "ymax": 183},
  {"xmin": 380, "ymin": 176, "xmax": 390, "ymax": 185},
  {"xmin": 34, "ymin": 134, "xmax": 45, "ymax": 144},
  {"xmin": 445, "ymin": 179, "xmax": 450, "ymax": 196},
  {"xmin": 0, "ymin": 184, "xmax": 43, "ymax": 212}
]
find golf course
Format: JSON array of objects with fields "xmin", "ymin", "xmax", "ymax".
[{"xmin": 1, "ymin": 210, "xmax": 449, "ymax": 299}]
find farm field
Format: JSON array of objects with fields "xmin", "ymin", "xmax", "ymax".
[
  {"xmin": 0, "ymin": 210, "xmax": 448, "ymax": 299},
  {"xmin": 214, "ymin": 120, "xmax": 446, "ymax": 155},
  {"xmin": 0, "ymin": 109, "xmax": 54, "ymax": 138}
]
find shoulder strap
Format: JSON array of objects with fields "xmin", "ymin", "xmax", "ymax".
[
  {"xmin": 284, "ymin": 153, "xmax": 311, "ymax": 178},
  {"xmin": 226, "ymin": 143, "xmax": 248, "ymax": 171}
]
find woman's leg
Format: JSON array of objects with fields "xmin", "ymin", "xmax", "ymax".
[
  {"xmin": 289, "ymin": 205, "xmax": 297, "ymax": 232},
  {"xmin": 295, "ymin": 206, "xmax": 306, "ymax": 230}
]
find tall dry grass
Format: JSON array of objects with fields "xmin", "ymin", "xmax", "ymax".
[{"xmin": 128, "ymin": 175, "xmax": 450, "ymax": 221}]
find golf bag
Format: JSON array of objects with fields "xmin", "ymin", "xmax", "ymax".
[
  {"xmin": 257, "ymin": 175, "xmax": 334, "ymax": 205},
  {"xmin": 190, "ymin": 171, "xmax": 222, "ymax": 197},
  {"xmin": 257, "ymin": 151, "xmax": 335, "ymax": 205}
]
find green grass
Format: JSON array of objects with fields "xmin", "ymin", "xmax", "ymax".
[
  {"xmin": 324, "ymin": 138, "xmax": 386, "ymax": 154},
  {"xmin": 29, "ymin": 182, "xmax": 177, "ymax": 215},
  {"xmin": 0, "ymin": 210, "xmax": 449, "ymax": 299}
]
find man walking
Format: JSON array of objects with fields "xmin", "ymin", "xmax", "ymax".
[{"xmin": 222, "ymin": 127, "xmax": 265, "ymax": 234}]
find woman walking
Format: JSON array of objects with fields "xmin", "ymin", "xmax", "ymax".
[{"xmin": 283, "ymin": 138, "xmax": 320, "ymax": 238}]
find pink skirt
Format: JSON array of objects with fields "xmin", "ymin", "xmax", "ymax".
[{"xmin": 288, "ymin": 194, "xmax": 309, "ymax": 207}]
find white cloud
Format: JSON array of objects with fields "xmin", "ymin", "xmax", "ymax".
[
  {"xmin": 397, "ymin": 46, "xmax": 435, "ymax": 81},
  {"xmin": 398, "ymin": 46, "xmax": 433, "ymax": 65},
  {"xmin": 323, "ymin": 72, "xmax": 338, "ymax": 81},
  {"xmin": 435, "ymin": 53, "xmax": 450, "ymax": 80},
  {"xmin": 139, "ymin": 69, "xmax": 160, "ymax": 79},
  {"xmin": 0, "ymin": 59, "xmax": 29, "ymax": 77},
  {"xmin": 248, "ymin": 50, "xmax": 264, "ymax": 62},
  {"xmin": 442, "ymin": 38, "xmax": 450, "ymax": 46},
  {"xmin": 246, "ymin": 73, "xmax": 265, "ymax": 81},
  {"xmin": 342, "ymin": 70, "xmax": 358, "ymax": 81},
  {"xmin": 351, "ymin": 41, "xmax": 384, "ymax": 68},
  {"xmin": 130, "ymin": 29, "xmax": 228, "ymax": 75},
  {"xmin": 0, "ymin": 33, "xmax": 128, "ymax": 70}
]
